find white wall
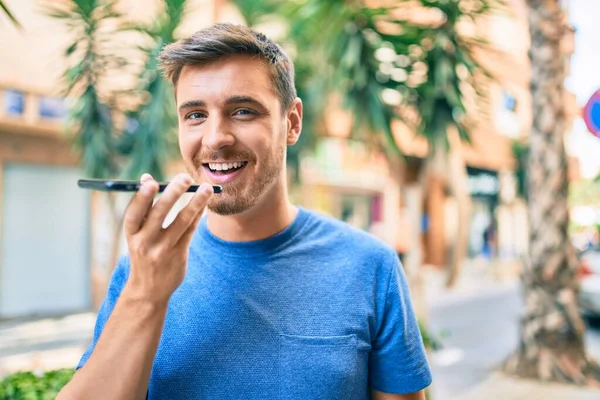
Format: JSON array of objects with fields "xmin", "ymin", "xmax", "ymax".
[{"xmin": 0, "ymin": 163, "xmax": 91, "ymax": 318}]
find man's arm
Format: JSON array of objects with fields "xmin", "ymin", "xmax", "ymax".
[
  {"xmin": 372, "ymin": 389, "xmax": 426, "ymax": 400},
  {"xmin": 57, "ymin": 174, "xmax": 213, "ymax": 400},
  {"xmin": 58, "ymin": 293, "xmax": 167, "ymax": 400}
]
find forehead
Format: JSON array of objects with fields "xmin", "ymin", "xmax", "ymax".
[{"xmin": 175, "ymin": 55, "xmax": 277, "ymax": 105}]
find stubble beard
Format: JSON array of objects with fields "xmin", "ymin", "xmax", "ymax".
[{"xmin": 190, "ymin": 143, "xmax": 285, "ymax": 216}]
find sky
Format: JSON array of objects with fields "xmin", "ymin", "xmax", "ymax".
[{"xmin": 566, "ymin": 0, "xmax": 600, "ymax": 179}]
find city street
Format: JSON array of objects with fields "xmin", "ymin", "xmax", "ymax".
[{"xmin": 428, "ymin": 282, "xmax": 600, "ymax": 399}]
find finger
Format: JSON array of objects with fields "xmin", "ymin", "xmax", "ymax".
[
  {"xmin": 140, "ymin": 173, "xmax": 153, "ymax": 183},
  {"xmin": 138, "ymin": 174, "xmax": 155, "ymax": 222},
  {"xmin": 175, "ymin": 189, "xmax": 212, "ymax": 249},
  {"xmin": 123, "ymin": 179, "xmax": 159, "ymax": 236},
  {"xmin": 166, "ymin": 183, "xmax": 213, "ymax": 244},
  {"xmin": 143, "ymin": 173, "xmax": 193, "ymax": 237}
]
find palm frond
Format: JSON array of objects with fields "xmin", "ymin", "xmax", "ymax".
[
  {"xmin": 230, "ymin": 0, "xmax": 279, "ymax": 26},
  {"xmin": 119, "ymin": 0, "xmax": 189, "ymax": 181},
  {"xmin": 47, "ymin": 0, "xmax": 123, "ymax": 178},
  {"xmin": 1, "ymin": 0, "xmax": 22, "ymax": 29}
]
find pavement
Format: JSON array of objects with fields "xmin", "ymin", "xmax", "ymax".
[
  {"xmin": 1, "ymin": 258, "xmax": 600, "ymax": 400},
  {"xmin": 0, "ymin": 312, "xmax": 94, "ymax": 376},
  {"xmin": 457, "ymin": 373, "xmax": 600, "ymax": 400},
  {"xmin": 425, "ymin": 258, "xmax": 600, "ymax": 399}
]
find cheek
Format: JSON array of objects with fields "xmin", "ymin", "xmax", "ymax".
[{"xmin": 178, "ymin": 131, "xmax": 200, "ymax": 163}]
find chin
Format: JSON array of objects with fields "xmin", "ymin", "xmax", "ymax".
[{"xmin": 206, "ymin": 195, "xmax": 255, "ymax": 216}]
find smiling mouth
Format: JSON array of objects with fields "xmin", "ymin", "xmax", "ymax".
[{"xmin": 203, "ymin": 161, "xmax": 248, "ymax": 175}]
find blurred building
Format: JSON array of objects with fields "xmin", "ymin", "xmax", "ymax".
[
  {"xmin": 0, "ymin": 0, "xmax": 224, "ymax": 317},
  {"xmin": 0, "ymin": 1, "xmax": 90, "ymax": 318},
  {"xmin": 297, "ymin": 0, "xmax": 577, "ymax": 269},
  {"xmin": 395, "ymin": 0, "xmax": 577, "ymax": 268},
  {"xmin": 0, "ymin": 0, "xmax": 579, "ymax": 317},
  {"xmin": 289, "ymin": 1, "xmax": 528, "ymax": 266}
]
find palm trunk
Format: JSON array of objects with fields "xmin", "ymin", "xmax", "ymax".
[
  {"xmin": 424, "ymin": 139, "xmax": 449, "ymax": 269},
  {"xmin": 503, "ymin": 0, "xmax": 600, "ymax": 384},
  {"xmin": 445, "ymin": 134, "xmax": 471, "ymax": 288},
  {"xmin": 421, "ymin": 135, "xmax": 471, "ymax": 288},
  {"xmin": 403, "ymin": 183, "xmax": 427, "ymax": 319},
  {"xmin": 106, "ymin": 192, "xmax": 126, "ymax": 277}
]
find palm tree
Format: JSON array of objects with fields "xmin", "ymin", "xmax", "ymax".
[
  {"xmin": 1, "ymin": 0, "xmax": 21, "ymax": 28},
  {"xmin": 46, "ymin": 0, "xmax": 124, "ymax": 298},
  {"xmin": 406, "ymin": 0, "xmax": 502, "ymax": 287},
  {"xmin": 503, "ymin": 0, "xmax": 600, "ymax": 383},
  {"xmin": 48, "ymin": 0, "xmax": 188, "ymax": 296},
  {"xmin": 45, "ymin": 0, "xmax": 120, "ymax": 179},
  {"xmin": 118, "ymin": 0, "xmax": 188, "ymax": 181},
  {"xmin": 232, "ymin": 0, "xmax": 500, "ymax": 288}
]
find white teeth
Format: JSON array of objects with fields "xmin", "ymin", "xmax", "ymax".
[{"xmin": 208, "ymin": 162, "xmax": 244, "ymax": 171}]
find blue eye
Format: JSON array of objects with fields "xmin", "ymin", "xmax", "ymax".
[
  {"xmin": 234, "ymin": 109, "xmax": 256, "ymax": 116},
  {"xmin": 186, "ymin": 112, "xmax": 205, "ymax": 120}
]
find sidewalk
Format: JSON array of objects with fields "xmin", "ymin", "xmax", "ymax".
[
  {"xmin": 456, "ymin": 372, "xmax": 600, "ymax": 400},
  {"xmin": 422, "ymin": 257, "xmax": 522, "ymax": 306},
  {"xmin": 424, "ymin": 258, "xmax": 600, "ymax": 399},
  {"xmin": 0, "ymin": 312, "xmax": 95, "ymax": 377}
]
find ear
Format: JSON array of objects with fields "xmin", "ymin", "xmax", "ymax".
[{"xmin": 286, "ymin": 98, "xmax": 303, "ymax": 146}]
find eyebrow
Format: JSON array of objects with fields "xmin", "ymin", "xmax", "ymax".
[
  {"xmin": 178, "ymin": 96, "xmax": 267, "ymax": 113},
  {"xmin": 178, "ymin": 100, "xmax": 205, "ymax": 113}
]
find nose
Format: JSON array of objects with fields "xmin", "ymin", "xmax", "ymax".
[{"xmin": 203, "ymin": 115, "xmax": 236, "ymax": 151}]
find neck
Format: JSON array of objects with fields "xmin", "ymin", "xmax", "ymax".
[{"xmin": 205, "ymin": 177, "xmax": 298, "ymax": 242}]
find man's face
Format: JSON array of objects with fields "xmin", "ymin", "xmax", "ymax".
[{"xmin": 176, "ymin": 55, "xmax": 301, "ymax": 215}]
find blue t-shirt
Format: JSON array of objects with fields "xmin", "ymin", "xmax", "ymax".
[{"xmin": 78, "ymin": 207, "xmax": 432, "ymax": 399}]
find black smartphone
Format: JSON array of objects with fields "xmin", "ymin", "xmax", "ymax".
[{"xmin": 77, "ymin": 179, "xmax": 222, "ymax": 194}]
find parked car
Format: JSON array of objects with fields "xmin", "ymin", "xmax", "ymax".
[{"xmin": 578, "ymin": 251, "xmax": 600, "ymax": 320}]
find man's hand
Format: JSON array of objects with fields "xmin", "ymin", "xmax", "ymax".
[
  {"xmin": 123, "ymin": 173, "xmax": 214, "ymax": 306},
  {"xmin": 57, "ymin": 172, "xmax": 213, "ymax": 400}
]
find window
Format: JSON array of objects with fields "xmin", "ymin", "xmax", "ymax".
[
  {"xmin": 39, "ymin": 96, "xmax": 68, "ymax": 120},
  {"xmin": 4, "ymin": 89, "xmax": 25, "ymax": 117},
  {"xmin": 495, "ymin": 89, "xmax": 521, "ymax": 137},
  {"xmin": 502, "ymin": 91, "xmax": 518, "ymax": 112}
]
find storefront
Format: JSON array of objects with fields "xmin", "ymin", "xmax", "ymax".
[
  {"xmin": 0, "ymin": 87, "xmax": 91, "ymax": 318},
  {"xmin": 465, "ymin": 166, "xmax": 528, "ymax": 262},
  {"xmin": 298, "ymin": 137, "xmax": 400, "ymax": 243},
  {"xmin": 466, "ymin": 166, "xmax": 500, "ymax": 259}
]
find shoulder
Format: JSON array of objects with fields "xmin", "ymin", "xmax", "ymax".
[{"xmin": 301, "ymin": 208, "xmax": 398, "ymax": 267}]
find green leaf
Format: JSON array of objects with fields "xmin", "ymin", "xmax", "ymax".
[
  {"xmin": 65, "ymin": 42, "xmax": 78, "ymax": 56},
  {"xmin": 0, "ymin": 369, "xmax": 75, "ymax": 399},
  {"xmin": 1, "ymin": 0, "xmax": 22, "ymax": 29}
]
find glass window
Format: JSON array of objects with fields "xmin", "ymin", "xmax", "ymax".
[
  {"xmin": 39, "ymin": 96, "xmax": 68, "ymax": 120},
  {"xmin": 5, "ymin": 89, "xmax": 25, "ymax": 117},
  {"xmin": 502, "ymin": 91, "xmax": 517, "ymax": 112}
]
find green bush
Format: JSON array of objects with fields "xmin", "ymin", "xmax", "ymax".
[
  {"xmin": 419, "ymin": 319, "xmax": 443, "ymax": 351},
  {"xmin": 0, "ymin": 369, "xmax": 74, "ymax": 400}
]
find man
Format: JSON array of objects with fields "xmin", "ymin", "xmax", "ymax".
[{"xmin": 58, "ymin": 23, "xmax": 432, "ymax": 400}]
